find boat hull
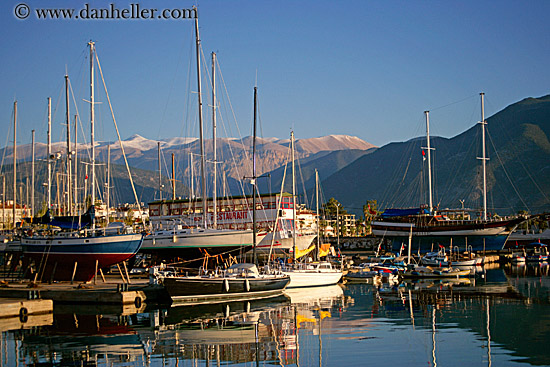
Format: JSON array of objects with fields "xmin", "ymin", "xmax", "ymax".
[
  {"xmin": 371, "ymin": 218, "xmax": 523, "ymax": 252},
  {"xmin": 255, "ymin": 233, "xmax": 316, "ymax": 254},
  {"xmin": 21, "ymin": 233, "xmax": 143, "ymax": 282},
  {"xmin": 140, "ymin": 229, "xmax": 256, "ymax": 264},
  {"xmin": 283, "ymin": 270, "xmax": 343, "ymax": 288},
  {"xmin": 162, "ymin": 275, "xmax": 290, "ymax": 304}
]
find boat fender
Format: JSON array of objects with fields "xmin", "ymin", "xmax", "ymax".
[
  {"xmin": 245, "ymin": 279, "xmax": 250, "ymax": 292},
  {"xmin": 224, "ymin": 279, "xmax": 230, "ymax": 292}
]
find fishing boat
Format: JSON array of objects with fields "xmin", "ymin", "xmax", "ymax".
[
  {"xmin": 372, "ymin": 94, "xmax": 526, "ymax": 252},
  {"xmin": 20, "ymin": 42, "xmax": 143, "ymax": 282},
  {"xmin": 152, "ymin": 85, "xmax": 290, "ymax": 302}
]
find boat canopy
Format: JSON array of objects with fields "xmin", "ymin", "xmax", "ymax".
[{"xmin": 380, "ymin": 208, "xmax": 429, "ymax": 218}]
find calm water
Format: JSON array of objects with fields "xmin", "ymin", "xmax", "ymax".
[{"xmin": 1, "ymin": 263, "xmax": 549, "ymax": 367}]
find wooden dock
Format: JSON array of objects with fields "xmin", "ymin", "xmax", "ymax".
[
  {"xmin": 0, "ymin": 298, "xmax": 54, "ymax": 331},
  {"xmin": 0, "ymin": 276, "xmax": 170, "ymax": 306}
]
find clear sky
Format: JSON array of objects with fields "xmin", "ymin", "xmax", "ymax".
[{"xmin": 1, "ymin": 0, "xmax": 550, "ymax": 151}]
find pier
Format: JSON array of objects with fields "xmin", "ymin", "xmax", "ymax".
[{"xmin": 0, "ymin": 275, "xmax": 170, "ymax": 308}]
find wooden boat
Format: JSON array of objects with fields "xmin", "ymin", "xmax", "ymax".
[{"xmin": 372, "ymin": 94, "xmax": 527, "ymax": 253}]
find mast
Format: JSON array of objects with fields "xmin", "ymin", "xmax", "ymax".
[
  {"xmin": 2, "ymin": 177, "xmax": 5, "ymax": 231},
  {"xmin": 212, "ymin": 52, "xmax": 217, "ymax": 229},
  {"xmin": 315, "ymin": 169, "xmax": 320, "ymax": 261},
  {"xmin": 291, "ymin": 131, "xmax": 297, "ymax": 261},
  {"xmin": 65, "ymin": 74, "xmax": 72, "ymax": 215},
  {"xmin": 171, "ymin": 153, "xmax": 176, "ymax": 200},
  {"xmin": 106, "ymin": 144, "xmax": 110, "ymax": 222},
  {"xmin": 478, "ymin": 92, "xmax": 488, "ymax": 220},
  {"xmin": 13, "ymin": 101, "xmax": 17, "ymax": 229},
  {"xmin": 424, "ymin": 110, "xmax": 433, "ymax": 213},
  {"xmin": 47, "ymin": 97, "xmax": 52, "ymax": 211},
  {"xmin": 89, "ymin": 40, "xmax": 96, "ymax": 229},
  {"xmin": 194, "ymin": 9, "xmax": 207, "ymax": 228},
  {"xmin": 158, "ymin": 142, "xmax": 162, "ymax": 200},
  {"xmin": 31, "ymin": 130, "xmax": 35, "ymax": 218},
  {"xmin": 252, "ymin": 86, "xmax": 258, "ymax": 265},
  {"xmin": 73, "ymin": 114, "xmax": 78, "ymax": 213}
]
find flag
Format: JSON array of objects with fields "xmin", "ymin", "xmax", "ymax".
[
  {"xmin": 422, "ymin": 150, "xmax": 426, "ymax": 161},
  {"xmin": 368, "ymin": 203, "xmax": 376, "ymax": 215}
]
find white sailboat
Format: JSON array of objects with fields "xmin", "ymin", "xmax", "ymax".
[
  {"xmin": 140, "ymin": 15, "xmax": 258, "ymax": 265},
  {"xmin": 279, "ymin": 132, "xmax": 343, "ymax": 288}
]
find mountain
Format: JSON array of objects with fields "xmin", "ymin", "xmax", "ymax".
[
  {"xmin": 0, "ymin": 134, "xmax": 375, "ymax": 206},
  {"xmin": 321, "ymin": 95, "xmax": 550, "ymax": 217}
]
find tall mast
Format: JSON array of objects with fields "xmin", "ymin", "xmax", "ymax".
[
  {"xmin": 2, "ymin": 177, "xmax": 5, "ymax": 231},
  {"xmin": 291, "ymin": 131, "xmax": 297, "ymax": 261},
  {"xmin": 478, "ymin": 92, "xmax": 488, "ymax": 220},
  {"xmin": 171, "ymin": 153, "xmax": 176, "ymax": 200},
  {"xmin": 73, "ymin": 114, "xmax": 78, "ymax": 213},
  {"xmin": 31, "ymin": 129, "xmax": 35, "ymax": 218},
  {"xmin": 47, "ymin": 97, "xmax": 52, "ymax": 211},
  {"xmin": 65, "ymin": 74, "xmax": 72, "ymax": 215},
  {"xmin": 158, "ymin": 142, "xmax": 162, "ymax": 201},
  {"xmin": 89, "ymin": 40, "xmax": 96, "ymax": 229},
  {"xmin": 13, "ymin": 101, "xmax": 17, "ymax": 229},
  {"xmin": 106, "ymin": 144, "xmax": 111, "ymax": 222},
  {"xmin": 252, "ymin": 87, "xmax": 258, "ymax": 265},
  {"xmin": 194, "ymin": 9, "xmax": 207, "ymax": 228},
  {"xmin": 212, "ymin": 52, "xmax": 217, "ymax": 229},
  {"xmin": 315, "ymin": 169, "xmax": 320, "ymax": 261},
  {"xmin": 424, "ymin": 111, "xmax": 433, "ymax": 213}
]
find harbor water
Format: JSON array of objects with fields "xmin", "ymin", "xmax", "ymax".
[{"xmin": 1, "ymin": 262, "xmax": 549, "ymax": 366}]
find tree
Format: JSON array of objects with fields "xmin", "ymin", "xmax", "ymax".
[{"xmin": 323, "ymin": 198, "xmax": 346, "ymax": 215}]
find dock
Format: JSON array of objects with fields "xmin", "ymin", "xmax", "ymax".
[
  {"xmin": 0, "ymin": 276, "xmax": 170, "ymax": 308},
  {"xmin": 0, "ymin": 298, "xmax": 53, "ymax": 331}
]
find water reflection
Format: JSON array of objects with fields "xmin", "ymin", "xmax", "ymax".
[{"xmin": 1, "ymin": 263, "xmax": 550, "ymax": 366}]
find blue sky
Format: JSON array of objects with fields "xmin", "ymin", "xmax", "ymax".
[{"xmin": 1, "ymin": 0, "xmax": 550, "ymax": 151}]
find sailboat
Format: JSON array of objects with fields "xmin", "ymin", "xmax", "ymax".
[
  {"xmin": 20, "ymin": 41, "xmax": 143, "ymax": 282},
  {"xmin": 371, "ymin": 93, "xmax": 526, "ymax": 253},
  {"xmin": 139, "ymin": 15, "xmax": 258, "ymax": 265},
  {"xmin": 152, "ymin": 86, "xmax": 290, "ymax": 303},
  {"xmin": 278, "ymin": 132, "xmax": 343, "ymax": 288},
  {"xmin": 254, "ymin": 140, "xmax": 316, "ymax": 256}
]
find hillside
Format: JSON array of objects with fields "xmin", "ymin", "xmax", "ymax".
[
  {"xmin": 0, "ymin": 134, "xmax": 375, "ymax": 206},
  {"xmin": 321, "ymin": 95, "xmax": 550, "ymax": 217}
]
